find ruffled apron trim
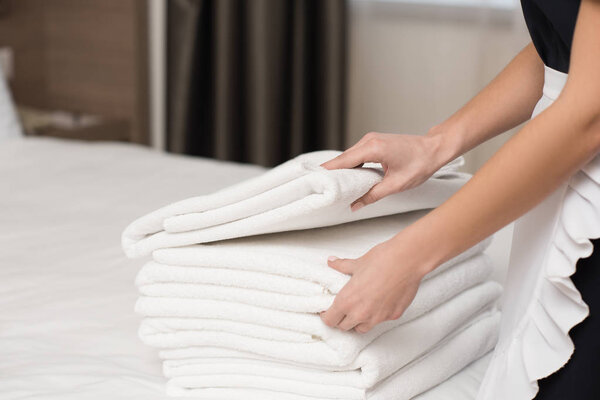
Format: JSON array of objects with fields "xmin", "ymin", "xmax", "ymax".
[{"xmin": 478, "ymin": 66, "xmax": 599, "ymax": 399}]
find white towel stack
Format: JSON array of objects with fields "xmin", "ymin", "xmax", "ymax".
[{"xmin": 122, "ymin": 151, "xmax": 502, "ymax": 399}]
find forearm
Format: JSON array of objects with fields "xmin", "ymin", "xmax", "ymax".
[
  {"xmin": 320, "ymin": 1, "xmax": 600, "ymax": 334},
  {"xmin": 401, "ymin": 93, "xmax": 600, "ymax": 275},
  {"xmin": 401, "ymin": 1, "xmax": 600, "ymax": 273},
  {"xmin": 427, "ymin": 43, "xmax": 545, "ymax": 165}
]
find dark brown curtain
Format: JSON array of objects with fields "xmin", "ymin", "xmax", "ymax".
[{"xmin": 167, "ymin": 0, "xmax": 347, "ymax": 167}]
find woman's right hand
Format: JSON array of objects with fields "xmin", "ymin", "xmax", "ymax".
[{"xmin": 322, "ymin": 131, "xmax": 453, "ymax": 211}]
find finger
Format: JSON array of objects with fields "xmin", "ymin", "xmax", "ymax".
[
  {"xmin": 321, "ymin": 145, "xmax": 376, "ymax": 170},
  {"xmin": 338, "ymin": 315, "xmax": 360, "ymax": 331},
  {"xmin": 382, "ymin": 162, "xmax": 389, "ymax": 174},
  {"xmin": 320, "ymin": 305, "xmax": 346, "ymax": 328},
  {"xmin": 390, "ymin": 308, "xmax": 406, "ymax": 321},
  {"xmin": 346, "ymin": 137, "xmax": 371, "ymax": 168},
  {"xmin": 350, "ymin": 181, "xmax": 395, "ymax": 211},
  {"xmin": 355, "ymin": 321, "xmax": 376, "ymax": 334},
  {"xmin": 327, "ymin": 256, "xmax": 358, "ymax": 275},
  {"xmin": 346, "ymin": 132, "xmax": 374, "ymax": 152},
  {"xmin": 320, "ymin": 134, "xmax": 371, "ymax": 170}
]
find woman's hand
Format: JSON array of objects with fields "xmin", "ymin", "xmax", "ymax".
[
  {"xmin": 319, "ymin": 131, "xmax": 449, "ymax": 332},
  {"xmin": 321, "ymin": 131, "xmax": 452, "ymax": 211},
  {"xmin": 319, "ymin": 235, "xmax": 431, "ymax": 333},
  {"xmin": 318, "ymin": 43, "xmax": 552, "ymax": 334}
]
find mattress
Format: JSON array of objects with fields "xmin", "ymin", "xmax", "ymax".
[{"xmin": 0, "ymin": 138, "xmax": 512, "ymax": 399}]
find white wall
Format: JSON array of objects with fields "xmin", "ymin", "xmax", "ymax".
[{"xmin": 346, "ymin": 1, "xmax": 531, "ymax": 172}]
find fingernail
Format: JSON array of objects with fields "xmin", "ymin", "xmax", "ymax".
[
  {"xmin": 351, "ymin": 202, "xmax": 364, "ymax": 212},
  {"xmin": 328, "ymin": 256, "xmax": 339, "ymax": 262}
]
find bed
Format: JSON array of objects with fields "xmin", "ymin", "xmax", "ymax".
[{"xmin": 0, "ymin": 137, "xmax": 513, "ymax": 399}]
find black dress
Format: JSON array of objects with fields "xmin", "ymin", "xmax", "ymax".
[
  {"xmin": 521, "ymin": 1, "xmax": 600, "ymax": 398},
  {"xmin": 521, "ymin": 0, "xmax": 580, "ymax": 73}
]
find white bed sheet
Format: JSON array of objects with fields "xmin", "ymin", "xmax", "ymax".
[{"xmin": 0, "ymin": 138, "xmax": 512, "ymax": 399}]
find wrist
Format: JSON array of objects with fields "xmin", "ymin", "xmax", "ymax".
[
  {"xmin": 425, "ymin": 121, "xmax": 467, "ymax": 169},
  {"xmin": 386, "ymin": 228, "xmax": 444, "ymax": 279}
]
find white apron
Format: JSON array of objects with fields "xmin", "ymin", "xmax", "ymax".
[{"xmin": 477, "ymin": 66, "xmax": 600, "ymax": 399}]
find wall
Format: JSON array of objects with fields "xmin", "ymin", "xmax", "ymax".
[{"xmin": 346, "ymin": 0, "xmax": 531, "ymax": 172}]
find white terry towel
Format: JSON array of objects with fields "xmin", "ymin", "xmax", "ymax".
[
  {"xmin": 160, "ymin": 282, "xmax": 501, "ymax": 389},
  {"xmin": 138, "ymin": 210, "xmax": 491, "ymax": 310},
  {"xmin": 136, "ymin": 248, "xmax": 492, "ymax": 318},
  {"xmin": 164, "ymin": 310, "xmax": 501, "ymax": 400},
  {"xmin": 122, "ymin": 151, "xmax": 468, "ymax": 257},
  {"xmin": 137, "ymin": 242, "xmax": 490, "ymax": 313},
  {"xmin": 136, "ymin": 257, "xmax": 494, "ymax": 366}
]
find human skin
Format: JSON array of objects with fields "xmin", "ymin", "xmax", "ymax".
[{"xmin": 320, "ymin": 0, "xmax": 600, "ymax": 334}]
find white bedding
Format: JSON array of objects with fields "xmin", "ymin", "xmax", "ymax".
[{"xmin": 0, "ymin": 138, "xmax": 512, "ymax": 399}]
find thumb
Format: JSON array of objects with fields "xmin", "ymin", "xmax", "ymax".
[
  {"xmin": 327, "ymin": 256, "xmax": 358, "ymax": 275},
  {"xmin": 351, "ymin": 181, "xmax": 394, "ymax": 211}
]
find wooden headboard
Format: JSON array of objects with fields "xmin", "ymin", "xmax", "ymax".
[{"xmin": 0, "ymin": 0, "xmax": 149, "ymax": 144}]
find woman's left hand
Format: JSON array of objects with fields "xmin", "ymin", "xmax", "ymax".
[{"xmin": 320, "ymin": 237, "xmax": 430, "ymax": 333}]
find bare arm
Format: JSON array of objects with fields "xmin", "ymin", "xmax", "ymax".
[
  {"xmin": 322, "ymin": 43, "xmax": 544, "ymax": 209},
  {"xmin": 429, "ymin": 42, "xmax": 545, "ymax": 163},
  {"xmin": 321, "ymin": 0, "xmax": 600, "ymax": 333},
  {"xmin": 400, "ymin": 0, "xmax": 600, "ymax": 273}
]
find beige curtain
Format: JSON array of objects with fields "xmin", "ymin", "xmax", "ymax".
[{"xmin": 167, "ymin": 0, "xmax": 348, "ymax": 167}]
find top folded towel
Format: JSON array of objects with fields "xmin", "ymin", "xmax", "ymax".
[{"xmin": 122, "ymin": 151, "xmax": 468, "ymax": 258}]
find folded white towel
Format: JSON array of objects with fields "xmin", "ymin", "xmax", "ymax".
[
  {"xmin": 139, "ymin": 281, "xmax": 334, "ymax": 313},
  {"xmin": 161, "ymin": 282, "xmax": 501, "ymax": 389},
  {"xmin": 368, "ymin": 310, "xmax": 500, "ymax": 400},
  {"xmin": 137, "ymin": 247, "xmax": 490, "ymax": 312},
  {"xmin": 136, "ymin": 256, "xmax": 494, "ymax": 366},
  {"xmin": 122, "ymin": 151, "xmax": 468, "ymax": 258},
  {"xmin": 164, "ymin": 310, "xmax": 501, "ymax": 399},
  {"xmin": 139, "ymin": 210, "xmax": 491, "ymax": 305}
]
